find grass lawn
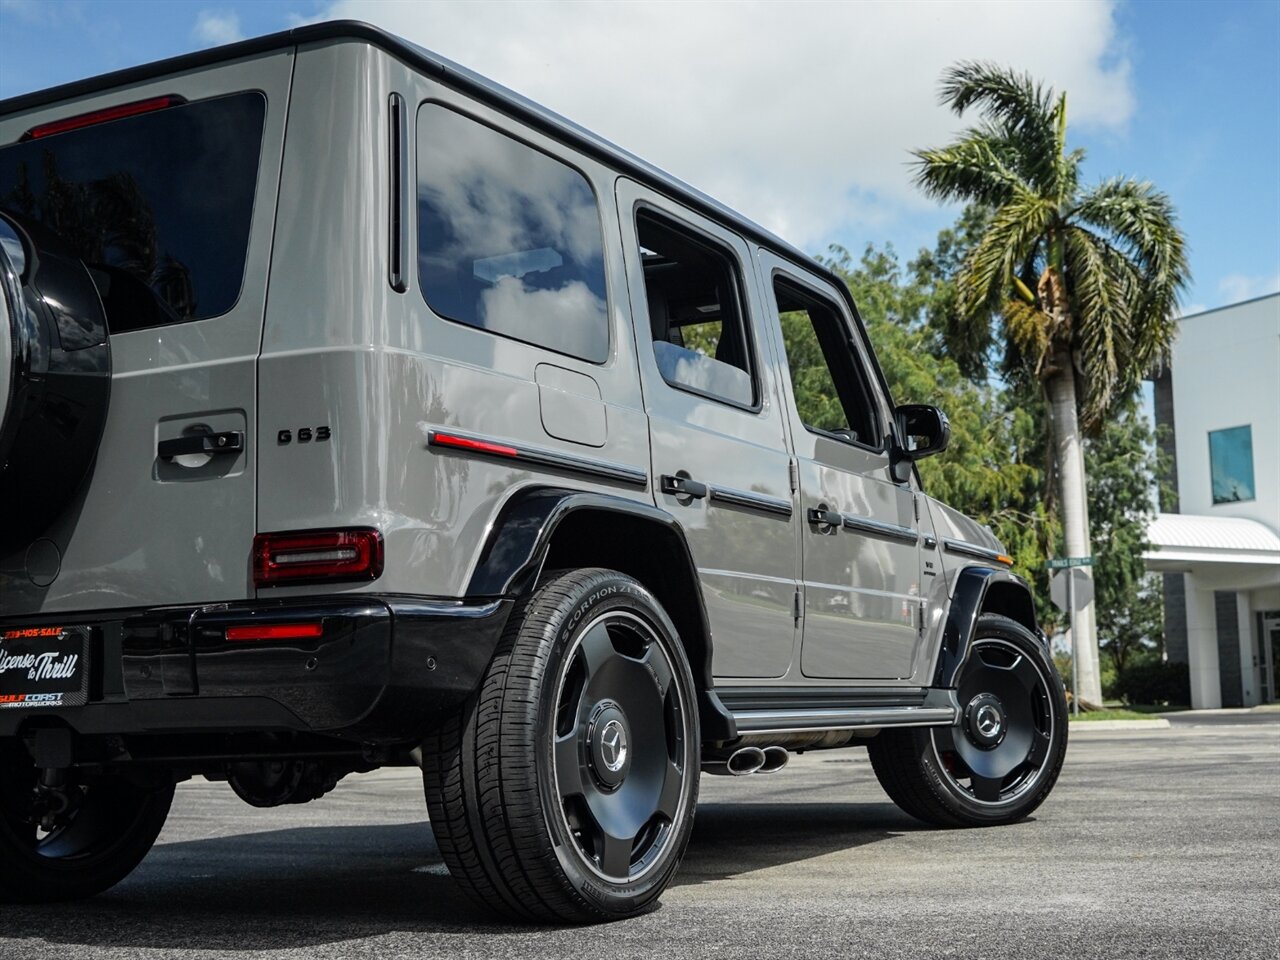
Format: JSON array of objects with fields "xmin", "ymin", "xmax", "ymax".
[
  {"xmin": 1068, "ymin": 708, "xmax": 1170, "ymax": 722},
  {"xmin": 1121, "ymin": 703, "xmax": 1189, "ymax": 714}
]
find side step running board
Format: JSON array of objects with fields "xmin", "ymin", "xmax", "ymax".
[
  {"xmin": 720, "ymin": 687, "xmax": 960, "ymax": 736},
  {"xmin": 730, "ymin": 705, "xmax": 956, "ymax": 735}
]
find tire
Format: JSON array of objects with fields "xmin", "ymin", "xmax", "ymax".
[
  {"xmin": 0, "ymin": 214, "xmax": 111, "ymax": 552},
  {"xmin": 422, "ymin": 568, "xmax": 700, "ymax": 924},
  {"xmin": 0, "ymin": 746, "xmax": 174, "ymax": 902},
  {"xmin": 869, "ymin": 613, "xmax": 1068, "ymax": 827}
]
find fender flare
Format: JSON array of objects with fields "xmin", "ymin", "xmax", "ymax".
[
  {"xmin": 465, "ymin": 485, "xmax": 737, "ymax": 740},
  {"xmin": 933, "ymin": 565, "xmax": 1042, "ymax": 688}
]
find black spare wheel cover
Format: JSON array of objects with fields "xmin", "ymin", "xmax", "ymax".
[{"xmin": 0, "ymin": 215, "xmax": 110, "ymax": 551}]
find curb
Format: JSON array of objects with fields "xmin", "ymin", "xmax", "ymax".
[{"xmin": 1067, "ymin": 719, "xmax": 1172, "ymax": 730}]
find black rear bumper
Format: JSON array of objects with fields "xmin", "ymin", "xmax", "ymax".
[{"xmin": 0, "ymin": 595, "xmax": 511, "ymax": 742}]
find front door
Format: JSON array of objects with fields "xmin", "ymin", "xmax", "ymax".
[
  {"xmin": 758, "ymin": 254, "xmax": 923, "ymax": 680},
  {"xmin": 616, "ymin": 180, "xmax": 798, "ymax": 679}
]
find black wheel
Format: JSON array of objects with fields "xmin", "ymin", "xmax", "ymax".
[
  {"xmin": 0, "ymin": 746, "xmax": 174, "ymax": 902},
  {"xmin": 869, "ymin": 613, "xmax": 1067, "ymax": 827},
  {"xmin": 422, "ymin": 568, "xmax": 699, "ymax": 924}
]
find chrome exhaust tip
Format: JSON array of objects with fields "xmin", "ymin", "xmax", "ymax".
[
  {"xmin": 702, "ymin": 746, "xmax": 767, "ymax": 776},
  {"xmin": 758, "ymin": 745, "xmax": 789, "ymax": 774}
]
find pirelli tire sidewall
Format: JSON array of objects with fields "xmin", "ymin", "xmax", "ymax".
[{"xmin": 0, "ymin": 222, "xmax": 111, "ymax": 553}]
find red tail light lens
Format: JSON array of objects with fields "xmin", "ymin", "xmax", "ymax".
[
  {"xmin": 21, "ymin": 95, "xmax": 186, "ymax": 141},
  {"xmin": 225, "ymin": 622, "xmax": 324, "ymax": 642},
  {"xmin": 253, "ymin": 528, "xmax": 384, "ymax": 587}
]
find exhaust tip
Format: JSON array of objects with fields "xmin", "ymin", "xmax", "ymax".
[
  {"xmin": 758, "ymin": 746, "xmax": 789, "ymax": 774},
  {"xmin": 703, "ymin": 746, "xmax": 768, "ymax": 776},
  {"xmin": 726, "ymin": 747, "xmax": 766, "ymax": 776}
]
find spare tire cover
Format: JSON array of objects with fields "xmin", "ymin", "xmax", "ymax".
[{"xmin": 0, "ymin": 216, "xmax": 110, "ymax": 551}]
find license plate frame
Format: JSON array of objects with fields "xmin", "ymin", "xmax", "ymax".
[{"xmin": 0, "ymin": 625, "xmax": 90, "ymax": 709}]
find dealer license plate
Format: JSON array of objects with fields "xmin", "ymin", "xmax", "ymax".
[{"xmin": 0, "ymin": 625, "xmax": 90, "ymax": 709}]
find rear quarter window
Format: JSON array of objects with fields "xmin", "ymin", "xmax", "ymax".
[
  {"xmin": 416, "ymin": 103, "xmax": 609, "ymax": 364},
  {"xmin": 0, "ymin": 92, "xmax": 266, "ymax": 331}
]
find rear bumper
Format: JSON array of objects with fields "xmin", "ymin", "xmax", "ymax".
[{"xmin": 0, "ymin": 595, "xmax": 512, "ymax": 741}]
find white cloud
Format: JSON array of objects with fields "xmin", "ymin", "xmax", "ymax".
[
  {"xmin": 313, "ymin": 0, "xmax": 1133, "ymax": 249},
  {"xmin": 1217, "ymin": 272, "xmax": 1280, "ymax": 305},
  {"xmin": 193, "ymin": 9, "xmax": 244, "ymax": 47},
  {"xmin": 0, "ymin": 0, "xmax": 47, "ymax": 24}
]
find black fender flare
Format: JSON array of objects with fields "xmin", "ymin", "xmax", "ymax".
[
  {"xmin": 465, "ymin": 485, "xmax": 737, "ymax": 740},
  {"xmin": 933, "ymin": 565, "xmax": 1042, "ymax": 688}
]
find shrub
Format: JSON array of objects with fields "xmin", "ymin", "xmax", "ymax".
[{"xmin": 1113, "ymin": 658, "xmax": 1190, "ymax": 706}]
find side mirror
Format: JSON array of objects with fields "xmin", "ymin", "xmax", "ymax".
[{"xmin": 890, "ymin": 404, "xmax": 950, "ymax": 483}]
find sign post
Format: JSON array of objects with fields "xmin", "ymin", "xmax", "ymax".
[{"xmin": 1048, "ymin": 557, "xmax": 1094, "ymax": 716}]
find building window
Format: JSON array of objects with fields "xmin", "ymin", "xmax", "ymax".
[{"xmin": 1209, "ymin": 425, "xmax": 1255, "ymax": 504}]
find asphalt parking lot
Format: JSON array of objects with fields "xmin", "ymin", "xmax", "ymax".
[{"xmin": 1, "ymin": 715, "xmax": 1276, "ymax": 960}]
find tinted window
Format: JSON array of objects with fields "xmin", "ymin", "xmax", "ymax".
[
  {"xmin": 416, "ymin": 104, "xmax": 608, "ymax": 363},
  {"xmin": 0, "ymin": 93, "xmax": 266, "ymax": 330},
  {"xmin": 774, "ymin": 277, "xmax": 880, "ymax": 448},
  {"xmin": 1209, "ymin": 425, "xmax": 1255, "ymax": 504},
  {"xmin": 637, "ymin": 211, "xmax": 755, "ymax": 407}
]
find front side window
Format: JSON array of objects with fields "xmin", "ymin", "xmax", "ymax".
[
  {"xmin": 0, "ymin": 92, "xmax": 266, "ymax": 330},
  {"xmin": 416, "ymin": 103, "xmax": 609, "ymax": 363},
  {"xmin": 636, "ymin": 211, "xmax": 756, "ymax": 408},
  {"xmin": 1209, "ymin": 425, "xmax": 1255, "ymax": 504},
  {"xmin": 774, "ymin": 276, "xmax": 880, "ymax": 448}
]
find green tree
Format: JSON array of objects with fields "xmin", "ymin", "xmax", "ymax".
[
  {"xmin": 912, "ymin": 62, "xmax": 1190, "ymax": 703},
  {"xmin": 823, "ymin": 243, "xmax": 1060, "ymax": 628},
  {"xmin": 1085, "ymin": 402, "xmax": 1164, "ymax": 673}
]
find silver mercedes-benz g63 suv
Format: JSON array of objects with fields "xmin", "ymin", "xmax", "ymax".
[{"xmin": 0, "ymin": 21, "xmax": 1067, "ymax": 923}]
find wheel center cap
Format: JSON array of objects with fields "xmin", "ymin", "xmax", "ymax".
[
  {"xmin": 965, "ymin": 693, "xmax": 1006, "ymax": 748},
  {"xmin": 599, "ymin": 720, "xmax": 627, "ymax": 773},
  {"xmin": 587, "ymin": 701, "xmax": 632, "ymax": 788}
]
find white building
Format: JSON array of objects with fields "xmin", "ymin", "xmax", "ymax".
[{"xmin": 1145, "ymin": 293, "xmax": 1280, "ymax": 709}]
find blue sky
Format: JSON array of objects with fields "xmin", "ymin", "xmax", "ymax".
[{"xmin": 1, "ymin": 0, "xmax": 1277, "ymax": 314}]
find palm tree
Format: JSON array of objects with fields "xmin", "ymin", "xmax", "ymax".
[{"xmin": 913, "ymin": 62, "xmax": 1189, "ymax": 705}]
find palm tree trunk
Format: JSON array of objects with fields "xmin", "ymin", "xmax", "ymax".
[{"xmin": 1046, "ymin": 350, "xmax": 1104, "ymax": 706}]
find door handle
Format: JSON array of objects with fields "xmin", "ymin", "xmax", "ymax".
[
  {"xmin": 807, "ymin": 505, "xmax": 841, "ymax": 529},
  {"xmin": 661, "ymin": 474, "xmax": 707, "ymax": 500},
  {"xmin": 158, "ymin": 431, "xmax": 244, "ymax": 460}
]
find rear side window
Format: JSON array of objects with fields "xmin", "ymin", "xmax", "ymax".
[
  {"xmin": 636, "ymin": 211, "xmax": 756, "ymax": 408},
  {"xmin": 0, "ymin": 92, "xmax": 266, "ymax": 330},
  {"xmin": 416, "ymin": 103, "xmax": 609, "ymax": 363}
]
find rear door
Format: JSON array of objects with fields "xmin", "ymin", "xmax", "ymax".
[
  {"xmin": 0, "ymin": 53, "xmax": 293, "ymax": 613},
  {"xmin": 758, "ymin": 253, "xmax": 924, "ymax": 680},
  {"xmin": 616, "ymin": 179, "xmax": 799, "ymax": 679}
]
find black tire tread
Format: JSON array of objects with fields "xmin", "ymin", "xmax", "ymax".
[{"xmin": 424, "ymin": 568, "xmax": 671, "ymax": 924}]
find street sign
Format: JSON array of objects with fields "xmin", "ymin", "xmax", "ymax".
[
  {"xmin": 1047, "ymin": 556, "xmax": 1093, "ymax": 570},
  {"xmin": 1049, "ymin": 567, "xmax": 1094, "ymax": 613}
]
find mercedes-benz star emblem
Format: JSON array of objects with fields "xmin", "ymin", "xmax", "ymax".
[
  {"xmin": 976, "ymin": 704, "xmax": 1002, "ymax": 738},
  {"xmin": 600, "ymin": 719, "xmax": 627, "ymax": 773}
]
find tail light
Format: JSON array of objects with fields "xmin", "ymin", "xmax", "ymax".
[{"xmin": 253, "ymin": 528, "xmax": 383, "ymax": 587}]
